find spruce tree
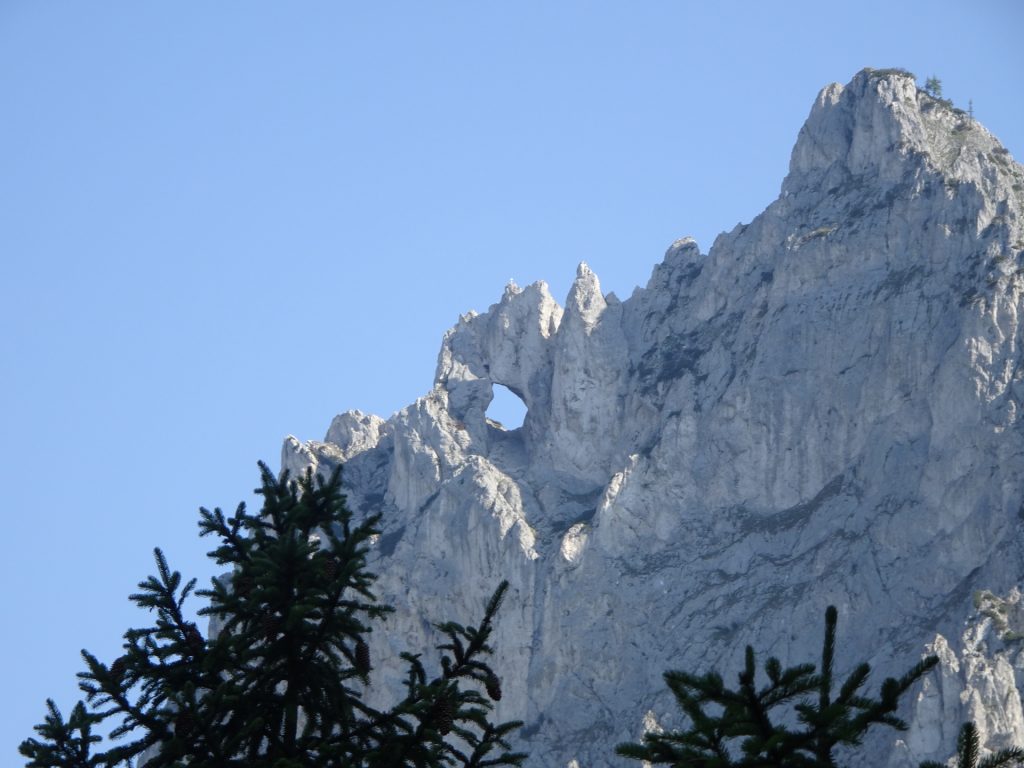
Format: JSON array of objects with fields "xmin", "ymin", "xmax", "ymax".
[
  {"xmin": 20, "ymin": 463, "xmax": 526, "ymax": 768},
  {"xmin": 919, "ymin": 722, "xmax": 1024, "ymax": 768},
  {"xmin": 616, "ymin": 606, "xmax": 939, "ymax": 767}
]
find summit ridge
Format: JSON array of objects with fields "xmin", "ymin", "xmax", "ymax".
[{"xmin": 283, "ymin": 69, "xmax": 1024, "ymax": 766}]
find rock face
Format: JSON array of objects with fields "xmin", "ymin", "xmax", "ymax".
[
  {"xmin": 895, "ymin": 589, "xmax": 1024, "ymax": 766},
  {"xmin": 282, "ymin": 69, "xmax": 1024, "ymax": 766}
]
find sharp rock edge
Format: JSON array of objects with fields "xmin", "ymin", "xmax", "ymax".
[{"xmin": 281, "ymin": 69, "xmax": 1024, "ymax": 767}]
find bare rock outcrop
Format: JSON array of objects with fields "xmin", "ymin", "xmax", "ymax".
[{"xmin": 283, "ymin": 69, "xmax": 1024, "ymax": 766}]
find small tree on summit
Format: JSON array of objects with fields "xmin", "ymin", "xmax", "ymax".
[
  {"xmin": 924, "ymin": 76, "xmax": 944, "ymax": 99},
  {"xmin": 20, "ymin": 463, "xmax": 526, "ymax": 768}
]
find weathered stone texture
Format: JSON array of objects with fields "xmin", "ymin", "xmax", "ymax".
[{"xmin": 284, "ymin": 69, "xmax": 1024, "ymax": 766}]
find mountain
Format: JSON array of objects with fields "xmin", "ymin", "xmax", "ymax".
[{"xmin": 281, "ymin": 69, "xmax": 1024, "ymax": 766}]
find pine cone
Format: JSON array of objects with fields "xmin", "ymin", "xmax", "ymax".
[
  {"xmin": 184, "ymin": 623, "xmax": 204, "ymax": 654},
  {"xmin": 261, "ymin": 613, "xmax": 279, "ymax": 640},
  {"xmin": 355, "ymin": 638, "xmax": 371, "ymax": 676},
  {"xmin": 110, "ymin": 656, "xmax": 128, "ymax": 680},
  {"xmin": 323, "ymin": 555, "xmax": 339, "ymax": 581},
  {"xmin": 234, "ymin": 573, "xmax": 254, "ymax": 597},
  {"xmin": 175, "ymin": 711, "xmax": 195, "ymax": 737},
  {"xmin": 484, "ymin": 672, "xmax": 502, "ymax": 702},
  {"xmin": 434, "ymin": 695, "xmax": 454, "ymax": 735}
]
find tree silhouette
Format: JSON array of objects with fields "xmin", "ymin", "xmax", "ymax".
[
  {"xmin": 617, "ymin": 606, "xmax": 938, "ymax": 767},
  {"xmin": 21, "ymin": 463, "xmax": 525, "ymax": 768},
  {"xmin": 919, "ymin": 722, "xmax": 1024, "ymax": 768}
]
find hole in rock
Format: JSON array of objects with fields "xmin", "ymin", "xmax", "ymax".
[{"xmin": 486, "ymin": 384, "xmax": 527, "ymax": 430}]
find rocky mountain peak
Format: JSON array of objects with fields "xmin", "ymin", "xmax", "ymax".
[
  {"xmin": 784, "ymin": 68, "xmax": 1021, "ymax": 210},
  {"xmin": 564, "ymin": 261, "xmax": 607, "ymax": 329},
  {"xmin": 283, "ymin": 70, "xmax": 1024, "ymax": 767},
  {"xmin": 786, "ymin": 69, "xmax": 920, "ymax": 189}
]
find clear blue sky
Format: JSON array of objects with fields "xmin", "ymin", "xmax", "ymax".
[{"xmin": 2, "ymin": 1, "xmax": 1022, "ymax": 758}]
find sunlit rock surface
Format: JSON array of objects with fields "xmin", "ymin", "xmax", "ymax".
[{"xmin": 283, "ymin": 69, "xmax": 1024, "ymax": 767}]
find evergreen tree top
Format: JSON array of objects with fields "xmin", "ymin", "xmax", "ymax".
[
  {"xmin": 617, "ymin": 605, "xmax": 939, "ymax": 768},
  {"xmin": 20, "ymin": 463, "xmax": 525, "ymax": 768}
]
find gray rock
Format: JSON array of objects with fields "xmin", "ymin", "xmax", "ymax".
[{"xmin": 283, "ymin": 69, "xmax": 1024, "ymax": 766}]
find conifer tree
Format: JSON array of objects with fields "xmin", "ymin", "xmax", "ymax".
[
  {"xmin": 616, "ymin": 606, "xmax": 939, "ymax": 767},
  {"xmin": 20, "ymin": 463, "xmax": 526, "ymax": 768},
  {"xmin": 924, "ymin": 76, "xmax": 944, "ymax": 99},
  {"xmin": 919, "ymin": 722, "xmax": 1024, "ymax": 768}
]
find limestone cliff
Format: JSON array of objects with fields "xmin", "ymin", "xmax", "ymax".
[{"xmin": 283, "ymin": 69, "xmax": 1024, "ymax": 766}]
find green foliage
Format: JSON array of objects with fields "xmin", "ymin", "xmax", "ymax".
[
  {"xmin": 616, "ymin": 606, "xmax": 939, "ymax": 767},
  {"xmin": 924, "ymin": 76, "xmax": 944, "ymax": 98},
  {"xmin": 919, "ymin": 722, "xmax": 1024, "ymax": 768},
  {"xmin": 20, "ymin": 463, "xmax": 525, "ymax": 768},
  {"xmin": 867, "ymin": 67, "xmax": 917, "ymax": 80},
  {"xmin": 971, "ymin": 590, "xmax": 1024, "ymax": 643},
  {"xmin": 19, "ymin": 701, "xmax": 104, "ymax": 768}
]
